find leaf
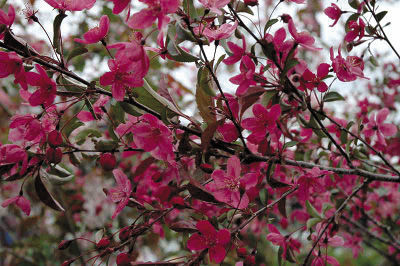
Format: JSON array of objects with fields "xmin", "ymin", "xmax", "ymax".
[
  {"xmin": 195, "ymin": 84, "xmax": 216, "ymax": 124},
  {"xmin": 110, "ymin": 102, "xmax": 125, "ymax": 124},
  {"xmin": 278, "ymin": 196, "xmax": 287, "ymax": 218},
  {"xmin": 168, "ymin": 221, "xmax": 197, "ymax": 233},
  {"xmin": 84, "ymin": 97, "xmax": 98, "ymax": 120},
  {"xmin": 67, "ymin": 46, "xmax": 88, "ymax": 62},
  {"xmin": 43, "ymin": 166, "xmax": 74, "ymax": 185},
  {"xmin": 283, "ymin": 141, "xmax": 298, "ymax": 150},
  {"xmin": 201, "ymin": 121, "xmax": 218, "ymax": 152},
  {"xmin": 197, "ymin": 66, "xmax": 215, "ymax": 97},
  {"xmin": 95, "ymin": 140, "xmax": 118, "ymax": 151},
  {"xmin": 375, "ymin": 11, "xmax": 388, "ymax": 22},
  {"xmin": 132, "ymin": 157, "xmax": 155, "ymax": 177},
  {"xmin": 56, "ymin": 75, "xmax": 84, "ymax": 93},
  {"xmin": 306, "ymin": 217, "xmax": 321, "ymax": 230},
  {"xmin": 186, "ymin": 179, "xmax": 219, "ymax": 203},
  {"xmin": 75, "ymin": 128, "xmax": 102, "ymax": 145},
  {"xmin": 264, "ymin": 18, "xmax": 279, "ymax": 34},
  {"xmin": 259, "ymin": 188, "xmax": 269, "ymax": 205},
  {"xmin": 305, "ymin": 200, "xmax": 322, "ymax": 219},
  {"xmin": 35, "ymin": 175, "xmax": 65, "ymax": 212},
  {"xmin": 345, "ymin": 13, "xmax": 360, "ymax": 32},
  {"xmin": 119, "ymin": 102, "xmax": 143, "ymax": 116},
  {"xmin": 235, "ymin": 1, "xmax": 254, "ymax": 15},
  {"xmin": 53, "ymin": 13, "xmax": 67, "ymax": 54},
  {"xmin": 62, "ymin": 117, "xmax": 84, "ymax": 138},
  {"xmin": 166, "ymin": 36, "xmax": 199, "ymax": 62},
  {"xmin": 239, "ymin": 86, "xmax": 265, "ymax": 119},
  {"xmin": 323, "ymin": 91, "xmax": 345, "ymax": 102}
]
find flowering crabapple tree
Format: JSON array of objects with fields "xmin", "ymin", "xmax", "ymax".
[{"xmin": 1, "ymin": 0, "xmax": 400, "ymax": 265}]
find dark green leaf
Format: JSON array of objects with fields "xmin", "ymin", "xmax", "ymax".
[
  {"xmin": 35, "ymin": 175, "xmax": 65, "ymax": 212},
  {"xmin": 264, "ymin": 18, "xmax": 279, "ymax": 34},
  {"xmin": 323, "ymin": 91, "xmax": 345, "ymax": 102},
  {"xmin": 376, "ymin": 11, "xmax": 388, "ymax": 22},
  {"xmin": 53, "ymin": 13, "xmax": 67, "ymax": 54},
  {"xmin": 67, "ymin": 46, "xmax": 88, "ymax": 62}
]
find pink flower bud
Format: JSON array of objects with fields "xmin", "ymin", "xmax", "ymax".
[
  {"xmin": 46, "ymin": 147, "xmax": 62, "ymax": 164},
  {"xmin": 236, "ymin": 247, "xmax": 248, "ymax": 258},
  {"xmin": 58, "ymin": 239, "xmax": 73, "ymax": 250},
  {"xmin": 96, "ymin": 238, "xmax": 110, "ymax": 249},
  {"xmin": 48, "ymin": 130, "xmax": 63, "ymax": 147},
  {"xmin": 99, "ymin": 153, "xmax": 116, "ymax": 171},
  {"xmin": 116, "ymin": 252, "xmax": 131, "ymax": 265},
  {"xmin": 244, "ymin": 0, "xmax": 258, "ymax": 6},
  {"xmin": 61, "ymin": 260, "xmax": 74, "ymax": 266},
  {"xmin": 119, "ymin": 226, "xmax": 131, "ymax": 241},
  {"xmin": 245, "ymin": 255, "xmax": 256, "ymax": 265}
]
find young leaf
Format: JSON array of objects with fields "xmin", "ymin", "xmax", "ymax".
[
  {"xmin": 323, "ymin": 91, "xmax": 345, "ymax": 102},
  {"xmin": 53, "ymin": 13, "xmax": 67, "ymax": 54},
  {"xmin": 35, "ymin": 175, "xmax": 65, "ymax": 212}
]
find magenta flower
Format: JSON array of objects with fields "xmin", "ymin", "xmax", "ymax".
[
  {"xmin": 266, "ymin": 224, "xmax": 301, "ymax": 259},
  {"xmin": 223, "ymin": 38, "xmax": 247, "ymax": 65},
  {"xmin": 77, "ymin": 95, "xmax": 109, "ymax": 122},
  {"xmin": 345, "ymin": 18, "xmax": 365, "ymax": 43},
  {"xmin": 44, "ymin": 0, "xmax": 96, "ymax": 11},
  {"xmin": 0, "ymin": 51, "xmax": 27, "ymax": 90},
  {"xmin": 2, "ymin": 195, "xmax": 31, "ymax": 216},
  {"xmin": 209, "ymin": 156, "xmax": 257, "ymax": 208},
  {"xmin": 132, "ymin": 114, "xmax": 175, "ymax": 162},
  {"xmin": 324, "ymin": 3, "xmax": 342, "ymax": 27},
  {"xmin": 25, "ymin": 64, "xmax": 57, "ymax": 107},
  {"xmin": 286, "ymin": 15, "xmax": 321, "ymax": 51},
  {"xmin": 100, "ymin": 59, "xmax": 144, "ymax": 101},
  {"xmin": 299, "ymin": 63, "xmax": 330, "ymax": 92},
  {"xmin": 0, "ymin": 144, "xmax": 28, "ymax": 176},
  {"xmin": 229, "ymin": 55, "xmax": 257, "ymax": 96},
  {"xmin": 127, "ymin": 0, "xmax": 180, "ymax": 30},
  {"xmin": 198, "ymin": 0, "xmax": 231, "ymax": 15},
  {"xmin": 9, "ymin": 114, "xmax": 43, "ymax": 143},
  {"xmin": 311, "ymin": 251, "xmax": 339, "ymax": 266},
  {"xmin": 0, "ymin": 4, "xmax": 15, "ymax": 27},
  {"xmin": 242, "ymin": 104, "xmax": 281, "ymax": 144},
  {"xmin": 109, "ymin": 169, "xmax": 132, "ymax": 219},
  {"xmin": 109, "ymin": 0, "xmax": 130, "ymax": 14},
  {"xmin": 196, "ymin": 22, "xmax": 238, "ymax": 43},
  {"xmin": 297, "ymin": 167, "xmax": 331, "ymax": 202},
  {"xmin": 363, "ymin": 108, "xmax": 397, "ymax": 146},
  {"xmin": 75, "ymin": 15, "xmax": 109, "ymax": 44},
  {"xmin": 187, "ymin": 220, "xmax": 230, "ymax": 263},
  {"xmin": 330, "ymin": 46, "xmax": 366, "ymax": 82}
]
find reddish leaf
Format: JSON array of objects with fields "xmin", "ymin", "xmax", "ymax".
[
  {"xmin": 132, "ymin": 157, "xmax": 155, "ymax": 177},
  {"xmin": 239, "ymin": 86, "xmax": 265, "ymax": 119},
  {"xmin": 187, "ymin": 179, "xmax": 219, "ymax": 203},
  {"xmin": 34, "ymin": 175, "xmax": 65, "ymax": 212},
  {"xmin": 168, "ymin": 220, "xmax": 198, "ymax": 233},
  {"xmin": 278, "ymin": 196, "xmax": 287, "ymax": 218}
]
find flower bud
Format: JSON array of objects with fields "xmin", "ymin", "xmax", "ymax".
[
  {"xmin": 48, "ymin": 130, "xmax": 63, "ymax": 147},
  {"xmin": 244, "ymin": 255, "xmax": 256, "ymax": 266},
  {"xmin": 281, "ymin": 14, "xmax": 292, "ymax": 23},
  {"xmin": 58, "ymin": 239, "xmax": 73, "ymax": 250},
  {"xmin": 46, "ymin": 147, "xmax": 62, "ymax": 164},
  {"xmin": 236, "ymin": 247, "xmax": 247, "ymax": 258},
  {"xmin": 244, "ymin": 0, "xmax": 258, "ymax": 6},
  {"xmin": 116, "ymin": 252, "xmax": 131, "ymax": 266},
  {"xmin": 119, "ymin": 226, "xmax": 131, "ymax": 241},
  {"xmin": 96, "ymin": 238, "xmax": 110, "ymax": 249},
  {"xmin": 99, "ymin": 153, "xmax": 116, "ymax": 171},
  {"xmin": 61, "ymin": 260, "xmax": 74, "ymax": 266}
]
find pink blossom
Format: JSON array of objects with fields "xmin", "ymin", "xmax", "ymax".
[
  {"xmin": 44, "ymin": 0, "xmax": 96, "ymax": 11},
  {"xmin": 9, "ymin": 114, "xmax": 43, "ymax": 143},
  {"xmin": 330, "ymin": 46, "xmax": 366, "ymax": 82},
  {"xmin": 25, "ymin": 64, "xmax": 57, "ymax": 107},
  {"xmin": 286, "ymin": 15, "xmax": 321, "ymax": 51},
  {"xmin": 345, "ymin": 18, "xmax": 365, "ymax": 43},
  {"xmin": 109, "ymin": 169, "xmax": 132, "ymax": 219},
  {"xmin": 0, "ymin": 51, "xmax": 27, "ymax": 90},
  {"xmin": 187, "ymin": 220, "xmax": 230, "ymax": 263},
  {"xmin": 2, "ymin": 195, "xmax": 31, "ymax": 216},
  {"xmin": 217, "ymin": 121, "xmax": 239, "ymax": 142},
  {"xmin": 197, "ymin": 22, "xmax": 238, "ymax": 42},
  {"xmin": 75, "ymin": 15, "xmax": 109, "ymax": 44},
  {"xmin": 223, "ymin": 38, "xmax": 247, "ymax": 65},
  {"xmin": 297, "ymin": 167, "xmax": 331, "ymax": 202},
  {"xmin": 127, "ymin": 0, "xmax": 180, "ymax": 30},
  {"xmin": 363, "ymin": 108, "xmax": 397, "ymax": 146},
  {"xmin": 324, "ymin": 3, "xmax": 342, "ymax": 27},
  {"xmin": 229, "ymin": 55, "xmax": 257, "ymax": 96},
  {"xmin": 266, "ymin": 224, "xmax": 301, "ymax": 259},
  {"xmin": 209, "ymin": 156, "xmax": 257, "ymax": 208},
  {"xmin": 77, "ymin": 95, "xmax": 109, "ymax": 122},
  {"xmin": 132, "ymin": 114, "xmax": 175, "ymax": 162},
  {"xmin": 108, "ymin": 0, "xmax": 130, "ymax": 14},
  {"xmin": 198, "ymin": 0, "xmax": 230, "ymax": 15},
  {"xmin": 100, "ymin": 59, "xmax": 144, "ymax": 101},
  {"xmin": 0, "ymin": 4, "xmax": 15, "ymax": 27},
  {"xmin": 0, "ymin": 144, "xmax": 28, "ymax": 176},
  {"xmin": 242, "ymin": 104, "xmax": 281, "ymax": 144},
  {"xmin": 311, "ymin": 251, "xmax": 339, "ymax": 266},
  {"xmin": 299, "ymin": 63, "xmax": 330, "ymax": 92}
]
